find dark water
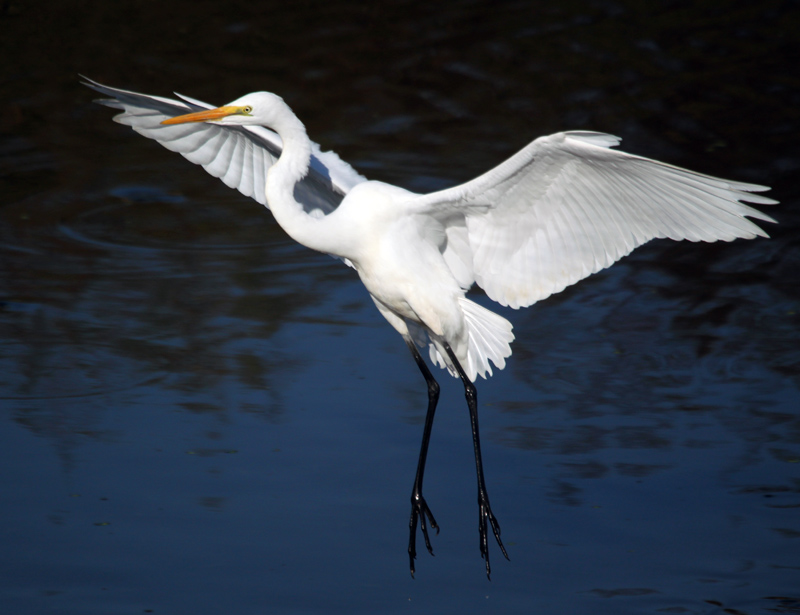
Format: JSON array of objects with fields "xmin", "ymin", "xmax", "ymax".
[{"xmin": 1, "ymin": 1, "xmax": 799, "ymax": 613}]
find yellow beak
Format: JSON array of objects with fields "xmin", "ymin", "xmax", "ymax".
[{"xmin": 161, "ymin": 105, "xmax": 250, "ymax": 125}]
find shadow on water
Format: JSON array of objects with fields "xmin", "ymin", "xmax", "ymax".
[{"xmin": 1, "ymin": 1, "xmax": 799, "ymax": 614}]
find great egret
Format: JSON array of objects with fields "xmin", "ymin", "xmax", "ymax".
[{"xmin": 82, "ymin": 77, "xmax": 776, "ymax": 578}]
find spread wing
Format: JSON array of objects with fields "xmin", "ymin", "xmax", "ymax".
[
  {"xmin": 411, "ymin": 131, "xmax": 777, "ymax": 308},
  {"xmin": 81, "ymin": 76, "xmax": 366, "ymax": 216}
]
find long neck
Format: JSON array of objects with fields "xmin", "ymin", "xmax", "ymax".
[{"xmin": 265, "ymin": 113, "xmax": 349, "ymax": 256}]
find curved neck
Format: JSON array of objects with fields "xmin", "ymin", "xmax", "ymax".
[{"xmin": 265, "ymin": 113, "xmax": 349, "ymax": 257}]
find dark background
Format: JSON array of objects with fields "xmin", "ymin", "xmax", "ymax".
[{"xmin": 1, "ymin": 1, "xmax": 798, "ymax": 614}]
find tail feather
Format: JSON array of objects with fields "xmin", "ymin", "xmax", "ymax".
[{"xmin": 428, "ymin": 298, "xmax": 514, "ymax": 381}]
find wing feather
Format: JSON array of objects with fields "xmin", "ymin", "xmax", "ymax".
[
  {"xmin": 203, "ymin": 131, "xmax": 237, "ymax": 178},
  {"xmin": 411, "ymin": 131, "xmax": 776, "ymax": 308},
  {"xmin": 81, "ymin": 77, "xmax": 366, "ymax": 215}
]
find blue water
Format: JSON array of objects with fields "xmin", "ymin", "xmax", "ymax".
[{"xmin": 1, "ymin": 2, "xmax": 798, "ymax": 613}]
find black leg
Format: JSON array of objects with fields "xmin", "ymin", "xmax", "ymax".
[
  {"xmin": 405, "ymin": 337, "xmax": 440, "ymax": 578},
  {"xmin": 442, "ymin": 341, "xmax": 508, "ymax": 580}
]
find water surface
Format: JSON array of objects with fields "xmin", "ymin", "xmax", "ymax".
[{"xmin": 1, "ymin": 2, "xmax": 798, "ymax": 614}]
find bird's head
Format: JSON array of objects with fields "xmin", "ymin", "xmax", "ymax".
[{"xmin": 161, "ymin": 92, "xmax": 288, "ymax": 128}]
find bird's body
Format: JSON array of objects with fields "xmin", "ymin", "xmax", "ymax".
[
  {"xmin": 82, "ymin": 77, "xmax": 776, "ymax": 578},
  {"xmin": 343, "ymin": 181, "xmax": 504, "ymax": 377}
]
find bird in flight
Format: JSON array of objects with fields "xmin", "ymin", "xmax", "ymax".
[{"xmin": 82, "ymin": 77, "xmax": 776, "ymax": 578}]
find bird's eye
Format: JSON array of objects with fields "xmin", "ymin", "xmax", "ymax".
[{"xmin": 242, "ymin": 106, "xmax": 252, "ymax": 114}]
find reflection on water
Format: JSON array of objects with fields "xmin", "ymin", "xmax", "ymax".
[{"xmin": 1, "ymin": 1, "xmax": 799, "ymax": 613}]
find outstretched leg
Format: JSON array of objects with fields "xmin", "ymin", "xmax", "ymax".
[
  {"xmin": 442, "ymin": 341, "xmax": 509, "ymax": 579},
  {"xmin": 404, "ymin": 337, "xmax": 440, "ymax": 577}
]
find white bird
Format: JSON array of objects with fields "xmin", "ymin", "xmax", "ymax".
[{"xmin": 82, "ymin": 76, "xmax": 776, "ymax": 578}]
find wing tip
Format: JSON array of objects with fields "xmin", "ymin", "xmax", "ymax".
[{"xmin": 564, "ymin": 131, "xmax": 622, "ymax": 149}]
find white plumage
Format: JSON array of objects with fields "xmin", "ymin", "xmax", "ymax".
[
  {"xmin": 82, "ymin": 78, "xmax": 775, "ymax": 381},
  {"xmin": 82, "ymin": 77, "xmax": 776, "ymax": 577},
  {"xmin": 415, "ymin": 130, "xmax": 775, "ymax": 310},
  {"xmin": 87, "ymin": 78, "xmax": 364, "ymax": 216}
]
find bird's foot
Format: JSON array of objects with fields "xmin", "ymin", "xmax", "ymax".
[
  {"xmin": 408, "ymin": 491, "xmax": 439, "ymax": 577},
  {"xmin": 478, "ymin": 493, "xmax": 508, "ymax": 580}
]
